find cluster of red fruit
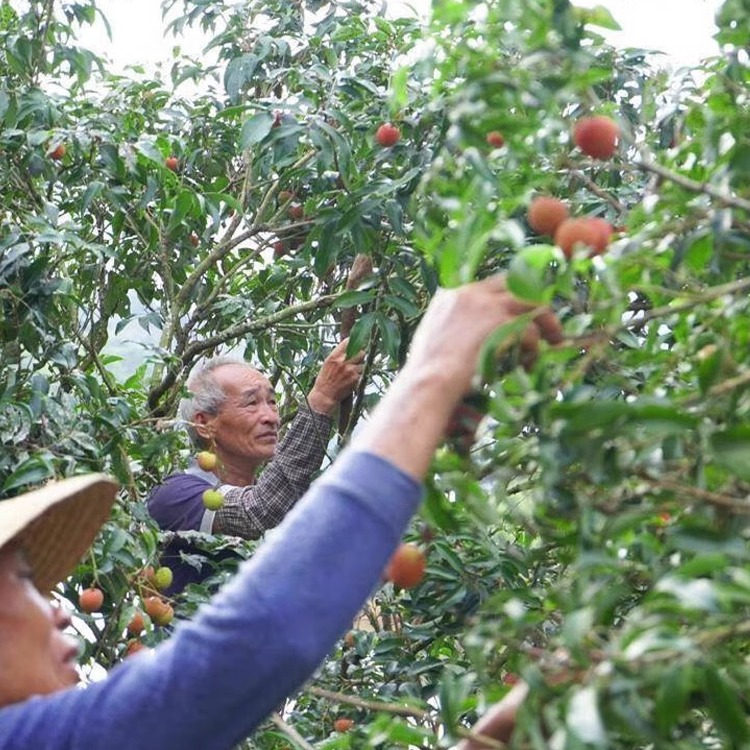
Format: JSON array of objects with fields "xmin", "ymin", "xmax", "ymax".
[
  {"xmin": 483, "ymin": 113, "xmax": 619, "ymax": 162},
  {"xmin": 77, "ymin": 563, "xmax": 177, "ymax": 658},
  {"xmin": 522, "ymin": 113, "xmax": 621, "ymax": 258},
  {"xmin": 528, "ymin": 195, "xmax": 613, "ymax": 259}
]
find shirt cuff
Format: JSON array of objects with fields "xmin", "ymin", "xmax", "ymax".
[{"xmin": 299, "ymin": 400, "xmax": 334, "ymax": 424}]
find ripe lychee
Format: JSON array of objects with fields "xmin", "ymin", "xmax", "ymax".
[
  {"xmin": 384, "ymin": 543, "xmax": 426, "ymax": 589},
  {"xmin": 554, "ymin": 217, "xmax": 612, "ymax": 258},
  {"xmin": 127, "ymin": 611, "xmax": 145, "ymax": 636},
  {"xmin": 527, "ymin": 196, "xmax": 569, "ymax": 237},
  {"xmin": 165, "ymin": 156, "xmax": 179, "ymax": 172},
  {"xmin": 49, "ymin": 144, "xmax": 66, "ymax": 160},
  {"xmin": 573, "ymin": 116, "xmax": 620, "ymax": 159},
  {"xmin": 79, "ymin": 587, "xmax": 104, "ymax": 613},
  {"xmin": 125, "ymin": 639, "xmax": 148, "ymax": 657},
  {"xmin": 486, "ymin": 131, "xmax": 505, "ymax": 148},
  {"xmin": 375, "ymin": 123, "xmax": 400, "ymax": 147},
  {"xmin": 334, "ymin": 718, "xmax": 354, "ymax": 733},
  {"xmin": 144, "ymin": 596, "xmax": 174, "ymax": 627}
]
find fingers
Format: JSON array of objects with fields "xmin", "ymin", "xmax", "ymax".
[
  {"xmin": 333, "ymin": 337, "xmax": 366, "ymax": 365},
  {"xmin": 458, "ymin": 681, "xmax": 529, "ymax": 750},
  {"xmin": 519, "ymin": 323, "xmax": 541, "ymax": 372},
  {"xmin": 532, "ymin": 307, "xmax": 564, "ymax": 345}
]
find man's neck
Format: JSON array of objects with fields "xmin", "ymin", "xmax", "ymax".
[{"xmin": 216, "ymin": 457, "xmax": 258, "ymax": 488}]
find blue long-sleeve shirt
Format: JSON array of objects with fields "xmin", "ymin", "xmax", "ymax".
[{"xmin": 0, "ymin": 451, "xmax": 422, "ymax": 749}]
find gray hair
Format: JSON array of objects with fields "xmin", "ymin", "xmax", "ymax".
[{"xmin": 179, "ymin": 356, "xmax": 255, "ymax": 448}]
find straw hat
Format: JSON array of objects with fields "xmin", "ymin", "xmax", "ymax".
[{"xmin": 0, "ymin": 474, "xmax": 119, "ymax": 592}]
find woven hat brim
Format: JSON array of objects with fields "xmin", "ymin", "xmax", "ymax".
[{"xmin": 1, "ymin": 474, "xmax": 119, "ymax": 592}]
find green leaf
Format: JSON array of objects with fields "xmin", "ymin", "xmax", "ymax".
[
  {"xmin": 709, "ymin": 426, "xmax": 750, "ymax": 480},
  {"xmin": 507, "ymin": 244, "xmax": 560, "ymax": 303},
  {"xmin": 2, "ymin": 456, "xmax": 54, "ymax": 493},
  {"xmin": 576, "ymin": 5, "xmax": 622, "ymax": 30},
  {"xmin": 703, "ymin": 666, "xmax": 750, "ymax": 745},
  {"xmin": 333, "ymin": 289, "xmax": 377, "ymax": 309},
  {"xmin": 347, "ymin": 312, "xmax": 377, "ymax": 356},
  {"xmin": 240, "ymin": 112, "xmax": 274, "ymax": 149},
  {"xmin": 567, "ymin": 686, "xmax": 606, "ymax": 747},
  {"xmin": 655, "ymin": 665, "xmax": 693, "ymax": 736}
]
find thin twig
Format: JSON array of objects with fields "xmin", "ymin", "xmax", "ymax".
[
  {"xmin": 638, "ymin": 475, "xmax": 750, "ymax": 515},
  {"xmin": 569, "ymin": 169, "xmax": 626, "ymax": 214},
  {"xmin": 270, "ymin": 713, "xmax": 316, "ymax": 750},
  {"xmin": 307, "ymin": 686, "xmax": 428, "ymax": 719},
  {"xmin": 625, "ymin": 160, "xmax": 750, "ymax": 213}
]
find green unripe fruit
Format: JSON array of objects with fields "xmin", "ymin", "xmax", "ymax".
[
  {"xmin": 153, "ymin": 566, "xmax": 173, "ymax": 591},
  {"xmin": 202, "ymin": 488, "xmax": 225, "ymax": 510}
]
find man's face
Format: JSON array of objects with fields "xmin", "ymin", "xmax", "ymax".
[
  {"xmin": 0, "ymin": 544, "xmax": 80, "ymax": 708},
  {"xmin": 199, "ymin": 365, "xmax": 281, "ymax": 468}
]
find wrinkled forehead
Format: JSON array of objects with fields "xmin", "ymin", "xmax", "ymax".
[{"xmin": 213, "ymin": 364, "xmax": 273, "ymax": 394}]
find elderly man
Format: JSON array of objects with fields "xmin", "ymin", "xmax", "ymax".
[{"xmin": 148, "ymin": 339, "xmax": 364, "ymax": 594}]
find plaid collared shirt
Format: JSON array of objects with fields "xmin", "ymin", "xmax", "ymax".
[{"xmin": 213, "ymin": 404, "xmax": 332, "ymax": 538}]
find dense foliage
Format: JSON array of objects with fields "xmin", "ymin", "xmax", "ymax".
[{"xmin": 2, "ymin": 0, "xmax": 750, "ymax": 746}]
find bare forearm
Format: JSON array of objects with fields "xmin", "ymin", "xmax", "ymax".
[{"xmin": 353, "ymin": 364, "xmax": 462, "ymax": 481}]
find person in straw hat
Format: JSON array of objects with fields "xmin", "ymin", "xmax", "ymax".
[{"xmin": 0, "ymin": 275, "xmax": 561, "ymax": 749}]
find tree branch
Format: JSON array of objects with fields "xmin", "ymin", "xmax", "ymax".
[
  {"xmin": 269, "ymin": 713, "xmax": 316, "ymax": 750},
  {"xmin": 146, "ymin": 293, "xmax": 342, "ymax": 412},
  {"xmin": 623, "ymin": 159, "xmax": 750, "ymax": 214}
]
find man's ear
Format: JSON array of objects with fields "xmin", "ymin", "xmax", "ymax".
[{"xmin": 194, "ymin": 412, "xmax": 215, "ymax": 441}]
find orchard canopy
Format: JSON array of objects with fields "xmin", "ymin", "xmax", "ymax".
[{"xmin": 2, "ymin": 0, "xmax": 750, "ymax": 747}]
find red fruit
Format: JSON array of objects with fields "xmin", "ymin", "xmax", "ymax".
[
  {"xmin": 141, "ymin": 565, "xmax": 155, "ymax": 584},
  {"xmin": 288, "ymin": 203, "xmax": 304, "ymax": 221},
  {"xmin": 127, "ymin": 611, "xmax": 145, "ymax": 636},
  {"xmin": 587, "ymin": 217, "xmax": 613, "ymax": 256},
  {"xmin": 334, "ymin": 718, "xmax": 354, "ymax": 733},
  {"xmin": 49, "ymin": 143, "xmax": 66, "ymax": 160},
  {"xmin": 375, "ymin": 122, "xmax": 400, "ymax": 147},
  {"xmin": 486, "ymin": 131, "xmax": 505, "ymax": 148},
  {"xmin": 445, "ymin": 402, "xmax": 484, "ymax": 441},
  {"xmin": 384, "ymin": 543, "xmax": 426, "ymax": 589},
  {"xmin": 165, "ymin": 156, "xmax": 179, "ymax": 172},
  {"xmin": 79, "ymin": 587, "xmax": 104, "ymax": 613},
  {"xmin": 503, "ymin": 672, "xmax": 520, "ymax": 686},
  {"xmin": 189, "ymin": 232, "xmax": 199, "ymax": 247},
  {"xmin": 528, "ymin": 196, "xmax": 569, "ymax": 237},
  {"xmin": 143, "ymin": 596, "xmax": 173, "ymax": 626},
  {"xmin": 554, "ymin": 217, "xmax": 611, "ymax": 259},
  {"xmin": 125, "ymin": 639, "xmax": 148, "ymax": 657},
  {"xmin": 573, "ymin": 116, "xmax": 620, "ymax": 160},
  {"xmin": 273, "ymin": 241, "xmax": 286, "ymax": 258}
]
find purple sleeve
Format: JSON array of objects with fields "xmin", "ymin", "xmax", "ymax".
[
  {"xmin": 147, "ymin": 474, "xmax": 211, "ymax": 532},
  {"xmin": 0, "ymin": 451, "xmax": 423, "ymax": 750}
]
